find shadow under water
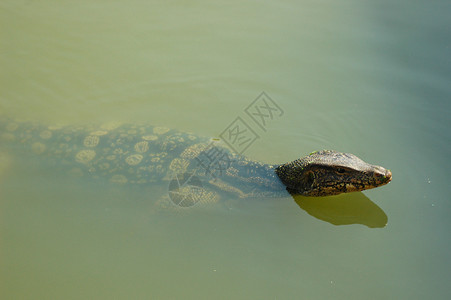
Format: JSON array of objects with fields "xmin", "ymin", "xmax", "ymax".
[{"xmin": 292, "ymin": 192, "xmax": 388, "ymax": 228}]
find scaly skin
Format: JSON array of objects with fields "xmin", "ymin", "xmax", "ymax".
[
  {"xmin": 0, "ymin": 119, "xmax": 392, "ymax": 197},
  {"xmin": 275, "ymin": 150, "xmax": 392, "ymax": 196}
]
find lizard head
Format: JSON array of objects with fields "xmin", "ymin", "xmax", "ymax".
[{"xmin": 275, "ymin": 150, "xmax": 392, "ymax": 196}]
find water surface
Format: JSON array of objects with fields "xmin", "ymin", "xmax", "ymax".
[{"xmin": 1, "ymin": 0, "xmax": 450, "ymax": 299}]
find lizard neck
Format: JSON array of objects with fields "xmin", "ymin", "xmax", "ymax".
[{"xmin": 216, "ymin": 158, "xmax": 287, "ymax": 198}]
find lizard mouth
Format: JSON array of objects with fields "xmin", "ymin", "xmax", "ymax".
[{"xmin": 384, "ymin": 169, "xmax": 392, "ymax": 183}]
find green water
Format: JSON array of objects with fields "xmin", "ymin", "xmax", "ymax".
[{"xmin": 1, "ymin": 0, "xmax": 450, "ymax": 299}]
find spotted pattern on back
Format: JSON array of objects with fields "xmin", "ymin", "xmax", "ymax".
[
  {"xmin": 0, "ymin": 119, "xmax": 287, "ymax": 204},
  {"xmin": 0, "ymin": 121, "xmax": 212, "ymax": 186}
]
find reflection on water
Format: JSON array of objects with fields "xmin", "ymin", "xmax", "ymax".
[{"xmin": 293, "ymin": 192, "xmax": 388, "ymax": 228}]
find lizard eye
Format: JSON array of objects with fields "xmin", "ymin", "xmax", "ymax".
[
  {"xmin": 336, "ymin": 168, "xmax": 346, "ymax": 174},
  {"xmin": 307, "ymin": 171, "xmax": 315, "ymax": 185}
]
